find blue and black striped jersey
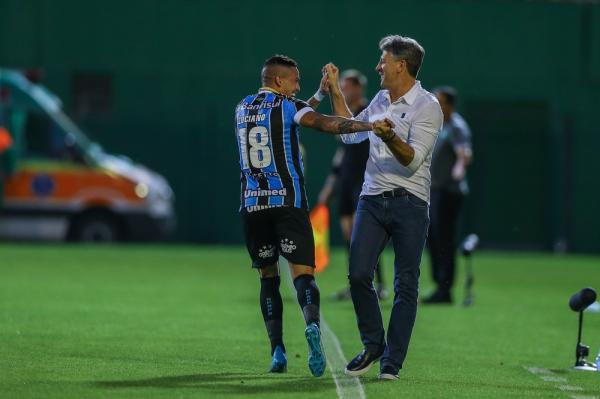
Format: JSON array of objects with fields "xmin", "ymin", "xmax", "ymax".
[{"xmin": 235, "ymin": 88, "xmax": 313, "ymax": 211}]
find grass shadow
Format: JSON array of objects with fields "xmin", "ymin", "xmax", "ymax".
[{"xmin": 94, "ymin": 372, "xmax": 333, "ymax": 394}]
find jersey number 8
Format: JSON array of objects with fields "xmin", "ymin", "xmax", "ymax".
[{"xmin": 239, "ymin": 126, "xmax": 272, "ymax": 169}]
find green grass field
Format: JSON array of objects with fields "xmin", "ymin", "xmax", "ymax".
[{"xmin": 1, "ymin": 244, "xmax": 599, "ymax": 399}]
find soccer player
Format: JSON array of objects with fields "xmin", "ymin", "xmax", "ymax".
[{"xmin": 235, "ymin": 55, "xmax": 386, "ymax": 377}]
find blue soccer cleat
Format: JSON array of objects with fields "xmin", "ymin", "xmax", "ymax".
[
  {"xmin": 305, "ymin": 322, "xmax": 326, "ymax": 377},
  {"xmin": 269, "ymin": 345, "xmax": 287, "ymax": 373}
]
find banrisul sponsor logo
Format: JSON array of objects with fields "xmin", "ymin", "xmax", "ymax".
[
  {"xmin": 244, "ymin": 188, "xmax": 287, "ymax": 198},
  {"xmin": 280, "ymin": 238, "xmax": 297, "ymax": 254},
  {"xmin": 241, "ymin": 99, "xmax": 281, "ymax": 111}
]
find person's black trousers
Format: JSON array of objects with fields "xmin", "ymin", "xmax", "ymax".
[{"xmin": 427, "ymin": 188, "xmax": 464, "ymax": 294}]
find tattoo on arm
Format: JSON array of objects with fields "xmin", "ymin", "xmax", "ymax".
[
  {"xmin": 302, "ymin": 112, "xmax": 371, "ymax": 134},
  {"xmin": 336, "ymin": 119, "xmax": 371, "ymax": 134}
]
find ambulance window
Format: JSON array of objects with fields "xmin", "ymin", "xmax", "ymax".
[{"xmin": 22, "ymin": 109, "xmax": 80, "ymax": 161}]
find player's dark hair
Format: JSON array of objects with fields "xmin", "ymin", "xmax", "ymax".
[
  {"xmin": 434, "ymin": 86, "xmax": 458, "ymax": 106},
  {"xmin": 379, "ymin": 35, "xmax": 425, "ymax": 78},
  {"xmin": 264, "ymin": 55, "xmax": 298, "ymax": 68}
]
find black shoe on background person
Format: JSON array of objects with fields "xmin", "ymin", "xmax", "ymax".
[
  {"xmin": 378, "ymin": 364, "xmax": 399, "ymax": 380},
  {"xmin": 344, "ymin": 348, "xmax": 384, "ymax": 376},
  {"xmin": 376, "ymin": 284, "xmax": 389, "ymax": 300},
  {"xmin": 332, "ymin": 286, "xmax": 352, "ymax": 301},
  {"xmin": 421, "ymin": 290, "xmax": 452, "ymax": 304}
]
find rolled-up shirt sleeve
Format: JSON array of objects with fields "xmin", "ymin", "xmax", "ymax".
[
  {"xmin": 340, "ymin": 131, "xmax": 368, "ymax": 144},
  {"xmin": 405, "ymin": 102, "xmax": 443, "ymax": 174},
  {"xmin": 340, "ymin": 99, "xmax": 371, "ymax": 144}
]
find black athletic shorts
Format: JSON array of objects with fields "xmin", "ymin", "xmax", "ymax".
[{"xmin": 242, "ymin": 206, "xmax": 315, "ymax": 268}]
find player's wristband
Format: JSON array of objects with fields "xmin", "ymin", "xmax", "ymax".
[{"xmin": 313, "ymin": 89, "xmax": 326, "ymax": 102}]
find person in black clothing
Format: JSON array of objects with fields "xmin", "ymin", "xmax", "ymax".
[
  {"xmin": 422, "ymin": 86, "xmax": 473, "ymax": 304},
  {"xmin": 318, "ymin": 69, "xmax": 387, "ymax": 300}
]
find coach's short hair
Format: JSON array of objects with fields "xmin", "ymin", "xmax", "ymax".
[
  {"xmin": 263, "ymin": 55, "xmax": 298, "ymax": 68},
  {"xmin": 379, "ymin": 35, "xmax": 425, "ymax": 78},
  {"xmin": 433, "ymin": 86, "xmax": 458, "ymax": 106}
]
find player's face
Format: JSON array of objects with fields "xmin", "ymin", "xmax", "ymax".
[
  {"xmin": 375, "ymin": 51, "xmax": 403, "ymax": 89},
  {"xmin": 278, "ymin": 67, "xmax": 301, "ymax": 97}
]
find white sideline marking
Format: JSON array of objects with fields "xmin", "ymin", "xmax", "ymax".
[
  {"xmin": 540, "ymin": 376, "xmax": 567, "ymax": 382},
  {"xmin": 524, "ymin": 366, "xmax": 595, "ymax": 399},
  {"xmin": 559, "ymin": 385, "xmax": 585, "ymax": 392},
  {"xmin": 525, "ymin": 367, "xmax": 553, "ymax": 375},
  {"xmin": 320, "ymin": 320, "xmax": 367, "ymax": 399},
  {"xmin": 282, "ymin": 263, "xmax": 366, "ymax": 399}
]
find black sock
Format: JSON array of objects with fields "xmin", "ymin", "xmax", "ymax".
[
  {"xmin": 260, "ymin": 276, "xmax": 284, "ymax": 354},
  {"xmin": 293, "ymin": 274, "xmax": 320, "ymax": 326}
]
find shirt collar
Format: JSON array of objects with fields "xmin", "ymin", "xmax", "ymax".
[
  {"xmin": 258, "ymin": 86, "xmax": 281, "ymax": 95},
  {"xmin": 384, "ymin": 80, "xmax": 421, "ymax": 105}
]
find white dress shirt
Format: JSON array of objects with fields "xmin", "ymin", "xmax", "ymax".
[{"xmin": 341, "ymin": 81, "xmax": 443, "ymax": 203}]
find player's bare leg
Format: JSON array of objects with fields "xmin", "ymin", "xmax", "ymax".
[
  {"xmin": 258, "ymin": 263, "xmax": 287, "ymax": 373},
  {"xmin": 289, "ymin": 262, "xmax": 326, "ymax": 377}
]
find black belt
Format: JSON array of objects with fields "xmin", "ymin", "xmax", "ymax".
[{"xmin": 379, "ymin": 188, "xmax": 410, "ymax": 198}]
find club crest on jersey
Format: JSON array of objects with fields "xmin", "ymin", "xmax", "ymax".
[
  {"xmin": 258, "ymin": 245, "xmax": 275, "ymax": 259},
  {"xmin": 280, "ymin": 238, "xmax": 297, "ymax": 254}
]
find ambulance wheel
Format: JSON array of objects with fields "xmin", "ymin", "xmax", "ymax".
[{"xmin": 69, "ymin": 211, "xmax": 122, "ymax": 242}]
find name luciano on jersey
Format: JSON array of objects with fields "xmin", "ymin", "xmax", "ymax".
[
  {"xmin": 237, "ymin": 113, "xmax": 267, "ymax": 124},
  {"xmin": 244, "ymin": 188, "xmax": 287, "ymax": 198}
]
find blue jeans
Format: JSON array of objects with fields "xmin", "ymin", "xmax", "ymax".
[{"xmin": 348, "ymin": 191, "xmax": 429, "ymax": 372}]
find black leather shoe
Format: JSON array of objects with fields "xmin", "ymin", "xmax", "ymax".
[
  {"xmin": 332, "ymin": 286, "xmax": 351, "ymax": 301},
  {"xmin": 378, "ymin": 364, "xmax": 399, "ymax": 380},
  {"xmin": 421, "ymin": 290, "xmax": 452, "ymax": 304},
  {"xmin": 344, "ymin": 348, "xmax": 383, "ymax": 377}
]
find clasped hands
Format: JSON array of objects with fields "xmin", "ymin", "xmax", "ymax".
[
  {"xmin": 372, "ymin": 118, "xmax": 395, "ymax": 141},
  {"xmin": 319, "ymin": 63, "xmax": 395, "ymax": 140}
]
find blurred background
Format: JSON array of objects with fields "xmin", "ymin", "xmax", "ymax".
[{"xmin": 1, "ymin": 0, "xmax": 599, "ymax": 252}]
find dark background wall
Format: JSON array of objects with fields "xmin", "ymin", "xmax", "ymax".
[{"xmin": 1, "ymin": 0, "xmax": 598, "ymax": 252}]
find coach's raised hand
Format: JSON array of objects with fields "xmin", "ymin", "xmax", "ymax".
[{"xmin": 324, "ymin": 63, "xmax": 341, "ymax": 93}]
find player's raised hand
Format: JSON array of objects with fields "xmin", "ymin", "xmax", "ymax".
[{"xmin": 319, "ymin": 72, "xmax": 330, "ymax": 95}]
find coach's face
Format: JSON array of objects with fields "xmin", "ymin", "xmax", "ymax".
[
  {"xmin": 277, "ymin": 67, "xmax": 301, "ymax": 97},
  {"xmin": 376, "ymin": 51, "xmax": 404, "ymax": 89}
]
